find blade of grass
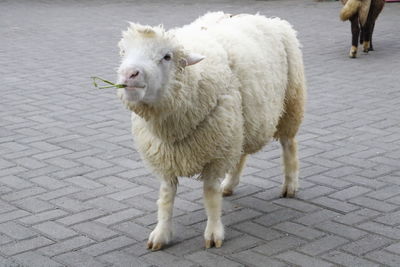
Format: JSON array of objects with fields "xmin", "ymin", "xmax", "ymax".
[{"xmin": 91, "ymin": 76, "xmax": 126, "ymax": 89}]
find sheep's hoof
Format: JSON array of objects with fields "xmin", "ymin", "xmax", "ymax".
[
  {"xmin": 147, "ymin": 241, "xmax": 164, "ymax": 251},
  {"xmin": 222, "ymin": 189, "xmax": 233, "ymax": 197},
  {"xmin": 205, "ymin": 239, "xmax": 223, "ymax": 248},
  {"xmin": 147, "ymin": 225, "xmax": 172, "ymax": 251},
  {"xmin": 363, "ymin": 48, "xmax": 369, "ymax": 53},
  {"xmin": 281, "ymin": 183, "xmax": 297, "ymax": 198}
]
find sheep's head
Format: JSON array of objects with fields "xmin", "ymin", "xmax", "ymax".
[{"xmin": 117, "ymin": 23, "xmax": 204, "ymax": 105}]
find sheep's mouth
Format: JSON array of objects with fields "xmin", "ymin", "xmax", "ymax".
[{"xmin": 125, "ymin": 85, "xmax": 146, "ymax": 90}]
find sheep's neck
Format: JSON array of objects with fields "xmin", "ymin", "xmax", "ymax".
[{"xmin": 133, "ymin": 90, "xmax": 218, "ymax": 143}]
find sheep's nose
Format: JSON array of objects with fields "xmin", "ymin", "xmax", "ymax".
[
  {"xmin": 129, "ymin": 70, "xmax": 140, "ymax": 79},
  {"xmin": 122, "ymin": 68, "xmax": 142, "ymax": 82}
]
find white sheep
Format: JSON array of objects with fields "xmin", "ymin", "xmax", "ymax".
[{"xmin": 116, "ymin": 12, "xmax": 306, "ymax": 250}]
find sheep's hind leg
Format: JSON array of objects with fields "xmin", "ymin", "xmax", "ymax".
[
  {"xmin": 221, "ymin": 154, "xmax": 247, "ymax": 196},
  {"xmin": 203, "ymin": 177, "xmax": 224, "ymax": 248},
  {"xmin": 147, "ymin": 177, "xmax": 177, "ymax": 251},
  {"xmin": 280, "ymin": 138, "xmax": 299, "ymax": 198}
]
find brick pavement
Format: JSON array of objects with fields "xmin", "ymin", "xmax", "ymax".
[{"xmin": 1, "ymin": 0, "xmax": 400, "ymax": 266}]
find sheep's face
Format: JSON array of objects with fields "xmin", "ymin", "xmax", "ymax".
[{"xmin": 117, "ymin": 23, "xmax": 204, "ymax": 105}]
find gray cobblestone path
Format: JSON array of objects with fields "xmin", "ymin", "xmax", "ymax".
[{"xmin": 1, "ymin": 0, "xmax": 400, "ymax": 266}]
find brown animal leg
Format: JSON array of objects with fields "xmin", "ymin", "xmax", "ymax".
[
  {"xmin": 350, "ymin": 15, "xmax": 360, "ymax": 58},
  {"xmin": 362, "ymin": 22, "xmax": 371, "ymax": 53},
  {"xmin": 369, "ymin": 22, "xmax": 375, "ymax": 51}
]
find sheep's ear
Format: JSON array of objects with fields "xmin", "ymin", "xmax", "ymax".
[{"xmin": 180, "ymin": 53, "xmax": 205, "ymax": 67}]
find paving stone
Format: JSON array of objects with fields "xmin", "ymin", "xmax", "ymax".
[
  {"xmin": 295, "ymin": 209, "xmax": 341, "ymax": 226},
  {"xmin": 85, "ymin": 196, "xmax": 128, "ymax": 212},
  {"xmin": 254, "ymin": 208, "xmax": 302, "ymax": 227},
  {"xmin": 329, "ymin": 186, "xmax": 371, "ymax": 200},
  {"xmin": 272, "ymin": 198, "xmax": 320, "ymax": 212},
  {"xmin": 275, "ymin": 251, "xmax": 334, "ymax": 267},
  {"xmin": 94, "ymin": 208, "xmax": 143, "ymax": 225},
  {"xmin": 107, "ymin": 185, "xmax": 154, "ymax": 201},
  {"xmin": 0, "ymin": 210, "xmax": 30, "ymax": 224},
  {"xmin": 298, "ymin": 235, "xmax": 348, "ymax": 256},
  {"xmin": 222, "ymin": 208, "xmax": 262, "ymax": 226},
  {"xmin": 57, "ymin": 209, "xmax": 107, "ymax": 226},
  {"xmin": 12, "ymin": 251, "xmax": 63, "ymax": 267},
  {"xmin": 98, "ymin": 176, "xmax": 137, "ymax": 189},
  {"xmin": 13, "ymin": 197, "xmax": 54, "ymax": 213},
  {"xmin": 367, "ymin": 185, "xmax": 400, "ymax": 200},
  {"xmin": 112, "ymin": 221, "xmax": 151, "ymax": 241},
  {"xmin": 349, "ymin": 196, "xmax": 398, "ymax": 212},
  {"xmin": 0, "ymin": 200, "xmax": 16, "ymax": 215},
  {"xmin": 334, "ymin": 208, "xmax": 380, "ymax": 225},
  {"xmin": 0, "ymin": 233, "xmax": 13, "ymax": 245},
  {"xmin": 232, "ymin": 221, "xmax": 284, "ymax": 241},
  {"xmin": 229, "ymin": 250, "xmax": 286, "ymax": 267},
  {"xmin": 72, "ymin": 222, "xmax": 118, "ymax": 241},
  {"xmin": 38, "ymin": 186, "xmax": 81, "ymax": 201},
  {"xmin": 71, "ymin": 186, "xmax": 118, "ymax": 201},
  {"xmin": 98, "ymin": 251, "xmax": 152, "ymax": 267},
  {"xmin": 306, "ymin": 175, "xmax": 352, "ymax": 189},
  {"xmin": 321, "ymin": 250, "xmax": 379, "ymax": 267},
  {"xmin": 210, "ymin": 234, "xmax": 264, "ymax": 255},
  {"xmin": 0, "ymin": 176, "xmax": 33, "ymax": 190},
  {"xmin": 357, "ymin": 221, "xmax": 400, "ymax": 239},
  {"xmin": 253, "ymin": 236, "xmax": 307, "ymax": 256},
  {"xmin": 310, "ymin": 196, "xmax": 359, "ymax": 213},
  {"xmin": 30, "ymin": 176, "xmax": 68, "ymax": 190},
  {"xmin": 2, "ymin": 187, "xmax": 46, "ymax": 202},
  {"xmin": 33, "ymin": 221, "xmax": 77, "ymax": 240},
  {"xmin": 341, "ymin": 234, "xmax": 394, "ymax": 256},
  {"xmin": 373, "ymin": 210, "xmax": 400, "ymax": 226},
  {"xmin": 55, "ymin": 251, "xmax": 107, "ymax": 267},
  {"xmin": 186, "ymin": 250, "xmax": 243, "ymax": 267},
  {"xmin": 314, "ymin": 221, "xmax": 368, "ymax": 240},
  {"xmin": 273, "ymin": 221, "xmax": 325, "ymax": 240},
  {"xmin": 0, "ymin": 221, "xmax": 37, "ymax": 240},
  {"xmin": 385, "ymin": 242, "xmax": 400, "ymax": 254},
  {"xmin": 50, "ymin": 196, "xmax": 91, "ymax": 212},
  {"xmin": 81, "ymin": 236, "xmax": 136, "ymax": 256},
  {"xmin": 39, "ymin": 236, "xmax": 95, "ymax": 257},
  {"xmin": 296, "ymin": 185, "xmax": 336, "ymax": 200},
  {"xmin": 0, "ymin": 236, "xmax": 53, "ymax": 256},
  {"xmin": 365, "ymin": 250, "xmax": 400, "ymax": 267},
  {"xmin": 141, "ymin": 250, "xmax": 195, "ymax": 267},
  {"xmin": 65, "ymin": 176, "xmax": 104, "ymax": 189}
]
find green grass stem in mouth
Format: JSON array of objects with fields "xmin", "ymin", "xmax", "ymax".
[{"xmin": 91, "ymin": 76, "xmax": 127, "ymax": 89}]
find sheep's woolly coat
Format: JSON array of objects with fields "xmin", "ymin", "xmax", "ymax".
[{"xmin": 121, "ymin": 12, "xmax": 306, "ymax": 180}]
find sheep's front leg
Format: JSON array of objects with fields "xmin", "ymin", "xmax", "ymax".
[
  {"xmin": 147, "ymin": 178, "xmax": 177, "ymax": 251},
  {"xmin": 203, "ymin": 177, "xmax": 224, "ymax": 248}
]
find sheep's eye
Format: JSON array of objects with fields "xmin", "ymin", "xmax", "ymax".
[
  {"xmin": 163, "ymin": 53, "xmax": 172, "ymax": 61},
  {"xmin": 120, "ymin": 50, "xmax": 125, "ymax": 56}
]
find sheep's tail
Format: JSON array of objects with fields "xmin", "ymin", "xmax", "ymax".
[{"xmin": 340, "ymin": 0, "xmax": 362, "ymax": 21}]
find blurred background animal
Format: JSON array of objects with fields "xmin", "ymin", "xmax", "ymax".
[{"xmin": 340, "ymin": 0, "xmax": 385, "ymax": 58}]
